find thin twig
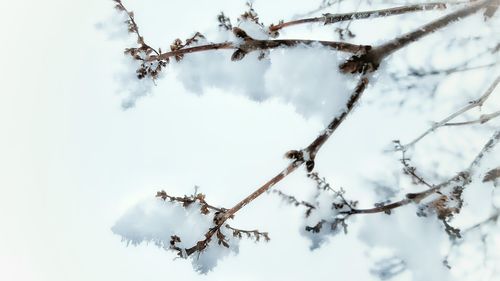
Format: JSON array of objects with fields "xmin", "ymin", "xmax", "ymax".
[
  {"xmin": 407, "ymin": 62, "xmax": 500, "ymax": 78},
  {"xmin": 370, "ymin": 0, "xmax": 494, "ymax": 59},
  {"xmin": 345, "ymin": 131, "xmax": 500, "ymax": 215},
  {"xmin": 147, "ymin": 38, "xmax": 369, "ymax": 62},
  {"xmin": 225, "ymin": 224, "xmax": 270, "ymax": 241},
  {"xmin": 114, "ymin": 0, "xmax": 159, "ymax": 56},
  {"xmin": 114, "ymin": 0, "xmax": 499, "ymax": 258},
  {"xmin": 220, "ymin": 77, "xmax": 369, "ymax": 222},
  {"xmin": 461, "ymin": 210, "xmax": 499, "ymax": 234},
  {"xmin": 156, "ymin": 190, "xmax": 226, "ymax": 213},
  {"xmin": 181, "ymin": 77, "xmax": 370, "ymax": 256},
  {"xmin": 341, "ymin": 0, "xmax": 497, "ymax": 73},
  {"xmin": 272, "ymin": 189, "xmax": 316, "ymax": 213},
  {"xmin": 400, "ymin": 76, "xmax": 500, "ymax": 150},
  {"xmin": 443, "ymin": 110, "xmax": 500, "ymax": 126},
  {"xmin": 269, "ymin": 2, "xmax": 449, "ymax": 32},
  {"xmin": 306, "ymin": 77, "xmax": 370, "ymax": 159}
]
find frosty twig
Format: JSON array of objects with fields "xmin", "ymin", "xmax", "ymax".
[
  {"xmin": 400, "ymin": 76, "xmax": 500, "ymax": 150},
  {"xmin": 269, "ymin": 2, "xmax": 449, "ymax": 33}
]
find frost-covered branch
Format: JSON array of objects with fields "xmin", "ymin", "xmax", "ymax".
[
  {"xmin": 111, "ymin": 0, "xmax": 500, "ymax": 274},
  {"xmin": 443, "ymin": 110, "xmax": 500, "ymax": 126},
  {"xmin": 222, "ymin": 77, "xmax": 367, "ymax": 221},
  {"xmin": 268, "ymin": 2, "xmax": 449, "ymax": 33},
  {"xmin": 139, "ymin": 76, "xmax": 368, "ymax": 261},
  {"xmin": 295, "ymin": 129, "xmax": 498, "ymax": 245},
  {"xmin": 343, "ymin": 130, "xmax": 499, "ymax": 219},
  {"xmin": 156, "ymin": 190, "xmax": 226, "ymax": 214},
  {"xmin": 406, "ymin": 62, "xmax": 499, "ymax": 78},
  {"xmin": 113, "ymin": 0, "xmax": 158, "ymax": 56},
  {"xmin": 288, "ymin": 130, "xmax": 498, "ymax": 246},
  {"xmin": 287, "ymin": 77, "xmax": 370, "ymax": 171},
  {"xmin": 148, "ymin": 29, "xmax": 370, "ymax": 63},
  {"xmin": 271, "ymin": 189, "xmax": 316, "ymax": 217},
  {"xmin": 224, "ymin": 224, "xmax": 270, "ymax": 242},
  {"xmin": 340, "ymin": 0, "xmax": 498, "ymax": 73},
  {"xmin": 400, "ymin": 76, "xmax": 500, "ymax": 150}
]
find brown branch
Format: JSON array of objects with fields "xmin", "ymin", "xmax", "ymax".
[
  {"xmin": 181, "ymin": 77, "xmax": 370, "ymax": 256},
  {"xmin": 114, "ymin": 0, "xmax": 159, "ymax": 56},
  {"xmin": 269, "ymin": 2, "xmax": 449, "ymax": 33},
  {"xmin": 221, "ymin": 77, "xmax": 369, "ymax": 222},
  {"xmin": 156, "ymin": 190, "xmax": 226, "ymax": 213},
  {"xmin": 147, "ymin": 37, "xmax": 369, "ymax": 63},
  {"xmin": 335, "ymin": 171, "xmax": 464, "ymax": 216},
  {"xmin": 181, "ymin": 66, "xmax": 496, "ymax": 256},
  {"xmin": 483, "ymin": 167, "xmax": 500, "ymax": 183},
  {"xmin": 349, "ymin": 199, "xmax": 412, "ymax": 215},
  {"xmin": 225, "ymin": 224, "xmax": 270, "ymax": 241},
  {"xmin": 340, "ymin": 0, "xmax": 497, "ymax": 73},
  {"xmin": 371, "ymin": 0, "xmax": 494, "ymax": 59},
  {"xmin": 306, "ymin": 77, "xmax": 369, "ymax": 160},
  {"xmin": 115, "ymin": 0, "xmax": 498, "ymax": 259},
  {"xmin": 345, "ymin": 130, "xmax": 500, "ymax": 216},
  {"xmin": 219, "ymin": 159, "xmax": 303, "ymax": 223},
  {"xmin": 395, "ymin": 144, "xmax": 434, "ymax": 188}
]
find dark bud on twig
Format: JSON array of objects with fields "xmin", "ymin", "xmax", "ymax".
[
  {"xmin": 232, "ymin": 27, "xmax": 251, "ymax": 40},
  {"xmin": 231, "ymin": 49, "xmax": 247, "ymax": 61},
  {"xmin": 339, "ymin": 55, "xmax": 378, "ymax": 74},
  {"xmin": 306, "ymin": 160, "xmax": 315, "ymax": 172},
  {"xmin": 483, "ymin": 167, "xmax": 500, "ymax": 183},
  {"xmin": 285, "ymin": 150, "xmax": 303, "ymax": 160},
  {"xmin": 217, "ymin": 12, "xmax": 233, "ymax": 30},
  {"xmin": 305, "ymin": 221, "xmax": 323, "ymax": 233},
  {"xmin": 170, "ymin": 235, "xmax": 181, "ymax": 246},
  {"xmin": 268, "ymin": 30, "xmax": 279, "ymax": 38},
  {"xmin": 257, "ymin": 51, "xmax": 268, "ymax": 60},
  {"xmin": 406, "ymin": 193, "xmax": 419, "ymax": 200}
]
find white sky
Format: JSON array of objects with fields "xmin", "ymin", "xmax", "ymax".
[{"xmin": 0, "ymin": 0, "xmax": 498, "ymax": 280}]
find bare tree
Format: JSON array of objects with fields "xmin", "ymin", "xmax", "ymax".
[{"xmin": 110, "ymin": 0, "xmax": 499, "ymax": 278}]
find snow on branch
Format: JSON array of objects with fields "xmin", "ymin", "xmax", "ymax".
[
  {"xmin": 112, "ymin": 189, "xmax": 269, "ymax": 273},
  {"xmin": 110, "ymin": 0, "xmax": 500, "ymax": 275},
  {"xmin": 268, "ymin": 2, "xmax": 450, "ymax": 34}
]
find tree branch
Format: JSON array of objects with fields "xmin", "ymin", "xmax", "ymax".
[
  {"xmin": 147, "ymin": 36, "xmax": 370, "ymax": 63},
  {"xmin": 340, "ymin": 0, "xmax": 497, "ymax": 73},
  {"xmin": 113, "ymin": 0, "xmax": 499, "ymax": 260},
  {"xmin": 345, "ymin": 130, "xmax": 500, "ymax": 215},
  {"xmin": 113, "ymin": 0, "xmax": 159, "ymax": 56},
  {"xmin": 400, "ymin": 76, "xmax": 500, "ymax": 150},
  {"xmin": 181, "ymin": 77, "xmax": 370, "ymax": 256},
  {"xmin": 269, "ymin": 2, "xmax": 449, "ymax": 33},
  {"xmin": 444, "ymin": 110, "xmax": 500, "ymax": 126}
]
